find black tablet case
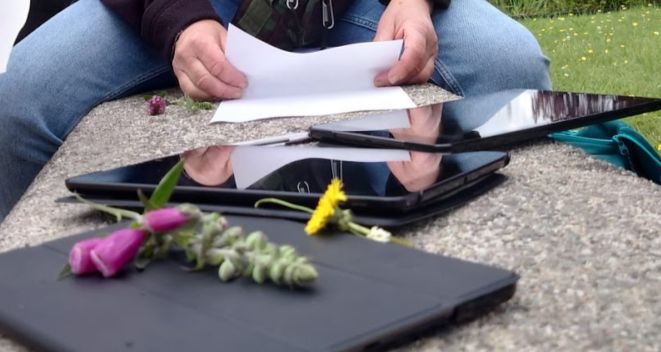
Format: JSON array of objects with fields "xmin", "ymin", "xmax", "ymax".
[{"xmin": 0, "ymin": 215, "xmax": 517, "ymax": 352}]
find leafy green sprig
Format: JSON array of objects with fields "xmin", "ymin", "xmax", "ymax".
[
  {"xmin": 143, "ymin": 91, "xmax": 215, "ymax": 114},
  {"xmin": 69, "ymin": 160, "xmax": 318, "ymax": 286}
]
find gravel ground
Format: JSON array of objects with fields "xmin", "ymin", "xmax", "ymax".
[{"xmin": 0, "ymin": 85, "xmax": 659, "ymax": 351}]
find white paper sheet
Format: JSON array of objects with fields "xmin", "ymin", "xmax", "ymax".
[
  {"xmin": 0, "ymin": 0, "xmax": 30, "ymax": 74},
  {"xmin": 231, "ymin": 145, "xmax": 410, "ymax": 189},
  {"xmin": 212, "ymin": 24, "xmax": 416, "ymax": 123}
]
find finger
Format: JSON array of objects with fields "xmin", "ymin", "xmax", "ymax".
[
  {"xmin": 176, "ymin": 73, "xmax": 214, "ymax": 101},
  {"xmin": 386, "ymin": 160, "xmax": 406, "ymax": 177},
  {"xmin": 410, "ymin": 58, "xmax": 436, "ymax": 84},
  {"xmin": 183, "ymin": 59, "xmax": 243, "ymax": 99},
  {"xmin": 374, "ymin": 71, "xmax": 390, "ymax": 87},
  {"xmin": 373, "ymin": 14, "xmax": 395, "ymax": 42},
  {"xmin": 373, "ymin": 18, "xmax": 397, "ymax": 86},
  {"xmin": 182, "ymin": 147, "xmax": 208, "ymax": 160},
  {"xmin": 197, "ymin": 40, "xmax": 247, "ymax": 89},
  {"xmin": 387, "ymin": 31, "xmax": 428, "ymax": 85}
]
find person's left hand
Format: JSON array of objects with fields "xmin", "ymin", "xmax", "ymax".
[{"xmin": 373, "ymin": 0, "xmax": 437, "ymax": 87}]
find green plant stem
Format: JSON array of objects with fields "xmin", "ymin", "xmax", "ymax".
[
  {"xmin": 388, "ymin": 236, "xmax": 413, "ymax": 247},
  {"xmin": 347, "ymin": 222, "xmax": 370, "ymax": 237},
  {"xmin": 74, "ymin": 193, "xmax": 142, "ymax": 222},
  {"xmin": 254, "ymin": 198, "xmax": 314, "ymax": 214}
]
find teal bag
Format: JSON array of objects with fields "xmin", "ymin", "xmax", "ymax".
[{"xmin": 550, "ymin": 120, "xmax": 661, "ymax": 184}]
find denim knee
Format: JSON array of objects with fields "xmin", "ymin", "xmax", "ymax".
[
  {"xmin": 478, "ymin": 24, "xmax": 551, "ymax": 92},
  {"xmin": 435, "ymin": 26, "xmax": 550, "ymax": 96},
  {"xmin": 430, "ymin": 0, "xmax": 552, "ymax": 96},
  {"xmin": 0, "ymin": 84, "xmax": 59, "ymax": 219}
]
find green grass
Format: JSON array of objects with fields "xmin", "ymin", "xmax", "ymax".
[
  {"xmin": 519, "ymin": 4, "xmax": 661, "ymax": 151},
  {"xmin": 490, "ymin": 0, "xmax": 655, "ymax": 18}
]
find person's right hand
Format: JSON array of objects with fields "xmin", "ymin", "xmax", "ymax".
[
  {"xmin": 387, "ymin": 151, "xmax": 442, "ymax": 192},
  {"xmin": 172, "ymin": 20, "xmax": 247, "ymax": 101},
  {"xmin": 182, "ymin": 145, "xmax": 236, "ymax": 186}
]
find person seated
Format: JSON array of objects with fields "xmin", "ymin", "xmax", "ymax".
[{"xmin": 0, "ymin": 0, "xmax": 551, "ymax": 222}]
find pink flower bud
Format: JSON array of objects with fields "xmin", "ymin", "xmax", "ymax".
[
  {"xmin": 146, "ymin": 95, "xmax": 166, "ymax": 115},
  {"xmin": 143, "ymin": 208, "xmax": 189, "ymax": 233},
  {"xmin": 69, "ymin": 238, "xmax": 103, "ymax": 275},
  {"xmin": 90, "ymin": 228, "xmax": 146, "ymax": 278}
]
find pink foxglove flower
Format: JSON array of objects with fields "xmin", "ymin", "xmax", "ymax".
[
  {"xmin": 90, "ymin": 228, "xmax": 146, "ymax": 277},
  {"xmin": 143, "ymin": 207, "xmax": 189, "ymax": 233},
  {"xmin": 69, "ymin": 238, "xmax": 103, "ymax": 275},
  {"xmin": 146, "ymin": 95, "xmax": 166, "ymax": 115}
]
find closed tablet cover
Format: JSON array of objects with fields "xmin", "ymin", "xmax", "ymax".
[{"xmin": 0, "ymin": 216, "xmax": 517, "ymax": 352}]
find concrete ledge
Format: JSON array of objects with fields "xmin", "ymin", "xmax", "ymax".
[{"xmin": 1, "ymin": 85, "xmax": 659, "ymax": 351}]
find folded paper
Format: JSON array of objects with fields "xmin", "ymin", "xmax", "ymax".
[{"xmin": 212, "ymin": 24, "xmax": 416, "ymax": 123}]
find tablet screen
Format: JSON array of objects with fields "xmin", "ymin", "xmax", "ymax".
[
  {"xmin": 67, "ymin": 145, "xmax": 507, "ymax": 200},
  {"xmin": 311, "ymin": 90, "xmax": 661, "ymax": 149}
]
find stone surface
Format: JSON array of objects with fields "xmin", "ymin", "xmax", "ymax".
[{"xmin": 0, "ymin": 85, "xmax": 659, "ymax": 351}]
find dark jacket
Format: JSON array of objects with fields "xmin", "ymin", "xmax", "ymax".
[{"xmin": 101, "ymin": 0, "xmax": 449, "ymax": 62}]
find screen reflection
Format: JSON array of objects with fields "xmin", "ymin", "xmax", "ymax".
[
  {"xmin": 181, "ymin": 145, "xmax": 448, "ymax": 196},
  {"xmin": 315, "ymin": 89, "xmax": 660, "ymax": 144},
  {"xmin": 467, "ymin": 90, "xmax": 653, "ymax": 137}
]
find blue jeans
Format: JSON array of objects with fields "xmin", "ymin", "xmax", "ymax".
[{"xmin": 0, "ymin": 0, "xmax": 550, "ymax": 221}]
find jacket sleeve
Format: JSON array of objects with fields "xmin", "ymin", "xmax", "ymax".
[{"xmin": 101, "ymin": 0, "xmax": 222, "ymax": 60}]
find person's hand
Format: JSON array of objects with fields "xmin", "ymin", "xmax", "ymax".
[
  {"xmin": 172, "ymin": 20, "xmax": 247, "ymax": 101},
  {"xmin": 390, "ymin": 103, "xmax": 442, "ymax": 144},
  {"xmin": 387, "ymin": 151, "xmax": 441, "ymax": 192},
  {"xmin": 182, "ymin": 145, "xmax": 236, "ymax": 186},
  {"xmin": 373, "ymin": 0, "xmax": 437, "ymax": 86}
]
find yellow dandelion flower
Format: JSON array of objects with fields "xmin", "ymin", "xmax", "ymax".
[
  {"xmin": 657, "ymin": 144, "xmax": 661, "ymax": 152},
  {"xmin": 304, "ymin": 178, "xmax": 347, "ymax": 235},
  {"xmin": 581, "ymin": 56, "xmax": 587, "ymax": 61},
  {"xmin": 588, "ymin": 49, "xmax": 593, "ymax": 54},
  {"xmin": 654, "ymin": 32, "xmax": 660, "ymax": 36},
  {"xmin": 605, "ymin": 49, "xmax": 609, "ymax": 54},
  {"xmin": 633, "ymin": 22, "xmax": 639, "ymax": 27}
]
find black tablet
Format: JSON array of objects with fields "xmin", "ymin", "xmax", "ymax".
[
  {"xmin": 308, "ymin": 90, "xmax": 661, "ymax": 152},
  {"xmin": 60, "ymin": 172, "xmax": 506, "ymax": 227},
  {"xmin": 65, "ymin": 145, "xmax": 509, "ymax": 216},
  {"xmin": 0, "ymin": 216, "xmax": 518, "ymax": 352}
]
